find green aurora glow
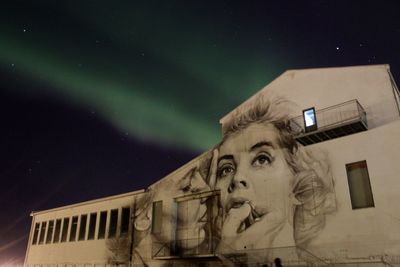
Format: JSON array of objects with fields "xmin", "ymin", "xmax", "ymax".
[{"xmin": 0, "ymin": 1, "xmax": 290, "ymax": 150}]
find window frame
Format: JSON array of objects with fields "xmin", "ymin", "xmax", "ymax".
[
  {"xmin": 69, "ymin": 216, "xmax": 79, "ymax": 242},
  {"xmin": 88, "ymin": 212, "xmax": 97, "ymax": 240},
  {"xmin": 108, "ymin": 209, "xmax": 118, "ymax": 238},
  {"xmin": 78, "ymin": 214, "xmax": 88, "ymax": 241},
  {"xmin": 346, "ymin": 160, "xmax": 375, "ymax": 210}
]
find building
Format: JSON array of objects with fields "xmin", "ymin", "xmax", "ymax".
[{"xmin": 25, "ymin": 65, "xmax": 400, "ymax": 267}]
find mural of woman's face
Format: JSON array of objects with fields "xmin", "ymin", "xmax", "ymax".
[{"xmin": 216, "ymin": 123, "xmax": 294, "ymax": 243}]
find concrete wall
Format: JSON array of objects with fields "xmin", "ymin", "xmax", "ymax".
[{"xmin": 25, "ymin": 190, "xmax": 143, "ymax": 266}]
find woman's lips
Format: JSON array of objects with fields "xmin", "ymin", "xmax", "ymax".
[{"xmin": 226, "ymin": 197, "xmax": 249, "ymax": 211}]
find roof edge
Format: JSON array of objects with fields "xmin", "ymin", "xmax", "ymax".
[{"xmin": 30, "ymin": 189, "xmax": 145, "ymax": 216}]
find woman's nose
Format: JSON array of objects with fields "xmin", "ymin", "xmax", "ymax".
[{"xmin": 228, "ymin": 178, "xmax": 248, "ymax": 193}]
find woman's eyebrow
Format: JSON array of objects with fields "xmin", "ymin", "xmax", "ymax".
[
  {"xmin": 250, "ymin": 141, "xmax": 274, "ymax": 151},
  {"xmin": 217, "ymin": 155, "xmax": 234, "ymax": 164}
]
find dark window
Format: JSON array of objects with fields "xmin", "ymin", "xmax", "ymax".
[
  {"xmin": 121, "ymin": 207, "xmax": 130, "ymax": 235},
  {"xmin": 46, "ymin": 220, "xmax": 54, "ymax": 244},
  {"xmin": 152, "ymin": 201, "xmax": 163, "ymax": 234},
  {"xmin": 69, "ymin": 216, "xmax": 78, "ymax": 241},
  {"xmin": 108, "ymin": 209, "xmax": 118, "ymax": 238},
  {"xmin": 61, "ymin": 218, "xmax": 69, "ymax": 242},
  {"xmin": 88, "ymin": 213, "xmax": 97, "ymax": 240},
  {"xmin": 38, "ymin": 221, "xmax": 47, "ymax": 244},
  {"xmin": 53, "ymin": 219, "xmax": 62, "ymax": 243},
  {"xmin": 32, "ymin": 223, "xmax": 40, "ymax": 245},
  {"xmin": 98, "ymin": 211, "xmax": 107, "ymax": 239},
  {"xmin": 78, "ymin": 214, "xmax": 87, "ymax": 241},
  {"xmin": 346, "ymin": 160, "xmax": 375, "ymax": 209}
]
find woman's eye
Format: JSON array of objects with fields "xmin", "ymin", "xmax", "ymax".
[
  {"xmin": 252, "ymin": 154, "xmax": 272, "ymax": 166},
  {"xmin": 218, "ymin": 165, "xmax": 235, "ymax": 178}
]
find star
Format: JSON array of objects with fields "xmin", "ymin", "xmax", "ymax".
[{"xmin": 336, "ymin": 46, "xmax": 340, "ymax": 50}]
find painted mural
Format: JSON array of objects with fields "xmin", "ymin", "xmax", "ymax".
[{"xmin": 130, "ymin": 97, "xmax": 336, "ymax": 266}]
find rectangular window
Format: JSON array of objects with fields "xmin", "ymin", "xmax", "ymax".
[
  {"xmin": 32, "ymin": 223, "xmax": 40, "ymax": 245},
  {"xmin": 152, "ymin": 201, "xmax": 163, "ymax": 234},
  {"xmin": 78, "ymin": 214, "xmax": 87, "ymax": 241},
  {"xmin": 303, "ymin": 107, "xmax": 317, "ymax": 132},
  {"xmin": 53, "ymin": 219, "xmax": 62, "ymax": 243},
  {"xmin": 69, "ymin": 216, "xmax": 78, "ymax": 242},
  {"xmin": 61, "ymin": 218, "xmax": 70, "ymax": 242},
  {"xmin": 108, "ymin": 209, "xmax": 118, "ymax": 238},
  {"xmin": 88, "ymin": 213, "xmax": 97, "ymax": 240},
  {"xmin": 46, "ymin": 220, "xmax": 54, "ymax": 244},
  {"xmin": 38, "ymin": 221, "xmax": 47, "ymax": 244},
  {"xmin": 120, "ymin": 207, "xmax": 130, "ymax": 235},
  {"xmin": 346, "ymin": 160, "xmax": 375, "ymax": 209},
  {"xmin": 98, "ymin": 211, "xmax": 107, "ymax": 239}
]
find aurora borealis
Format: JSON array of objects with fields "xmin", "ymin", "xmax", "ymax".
[{"xmin": 1, "ymin": 0, "xmax": 400, "ymax": 263}]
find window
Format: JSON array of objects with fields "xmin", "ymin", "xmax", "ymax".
[
  {"xmin": 303, "ymin": 107, "xmax": 317, "ymax": 132},
  {"xmin": 88, "ymin": 213, "xmax": 97, "ymax": 240},
  {"xmin": 152, "ymin": 201, "xmax": 163, "ymax": 234},
  {"xmin": 78, "ymin": 214, "xmax": 87, "ymax": 241},
  {"xmin": 346, "ymin": 160, "xmax": 375, "ymax": 209},
  {"xmin": 108, "ymin": 209, "xmax": 118, "ymax": 238},
  {"xmin": 69, "ymin": 216, "xmax": 78, "ymax": 241},
  {"xmin": 120, "ymin": 207, "xmax": 130, "ymax": 235},
  {"xmin": 38, "ymin": 221, "xmax": 47, "ymax": 244},
  {"xmin": 61, "ymin": 218, "xmax": 70, "ymax": 242},
  {"xmin": 53, "ymin": 219, "xmax": 62, "ymax": 243},
  {"xmin": 32, "ymin": 223, "xmax": 40, "ymax": 245},
  {"xmin": 46, "ymin": 220, "xmax": 54, "ymax": 244},
  {"xmin": 98, "ymin": 211, "xmax": 107, "ymax": 239}
]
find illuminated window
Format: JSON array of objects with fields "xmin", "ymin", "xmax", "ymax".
[
  {"xmin": 61, "ymin": 218, "xmax": 69, "ymax": 242},
  {"xmin": 32, "ymin": 223, "xmax": 40, "ymax": 245},
  {"xmin": 108, "ymin": 209, "xmax": 118, "ymax": 238},
  {"xmin": 53, "ymin": 219, "xmax": 61, "ymax": 243},
  {"xmin": 46, "ymin": 220, "xmax": 54, "ymax": 244},
  {"xmin": 346, "ymin": 160, "xmax": 375, "ymax": 209},
  {"xmin": 69, "ymin": 216, "xmax": 78, "ymax": 242},
  {"xmin": 38, "ymin": 221, "xmax": 46, "ymax": 244},
  {"xmin": 303, "ymin": 107, "xmax": 317, "ymax": 132},
  {"xmin": 88, "ymin": 213, "xmax": 97, "ymax": 240},
  {"xmin": 98, "ymin": 211, "xmax": 107, "ymax": 239},
  {"xmin": 78, "ymin": 214, "xmax": 87, "ymax": 241},
  {"xmin": 152, "ymin": 201, "xmax": 163, "ymax": 234},
  {"xmin": 120, "ymin": 207, "xmax": 130, "ymax": 235}
]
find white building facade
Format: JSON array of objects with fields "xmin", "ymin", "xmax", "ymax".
[{"xmin": 25, "ymin": 65, "xmax": 400, "ymax": 267}]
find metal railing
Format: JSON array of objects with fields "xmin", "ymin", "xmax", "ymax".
[
  {"xmin": 152, "ymin": 237, "xmax": 219, "ymax": 259},
  {"xmin": 290, "ymin": 99, "xmax": 367, "ymax": 136}
]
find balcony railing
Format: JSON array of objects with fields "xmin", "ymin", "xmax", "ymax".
[{"xmin": 291, "ymin": 99, "xmax": 368, "ymax": 146}]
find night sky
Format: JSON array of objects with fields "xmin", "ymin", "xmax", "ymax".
[{"xmin": 1, "ymin": 0, "xmax": 400, "ymax": 263}]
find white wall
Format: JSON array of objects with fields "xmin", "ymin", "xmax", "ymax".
[{"xmin": 308, "ymin": 119, "xmax": 400, "ymax": 261}]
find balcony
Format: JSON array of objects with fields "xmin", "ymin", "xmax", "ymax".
[{"xmin": 291, "ymin": 99, "xmax": 368, "ymax": 146}]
